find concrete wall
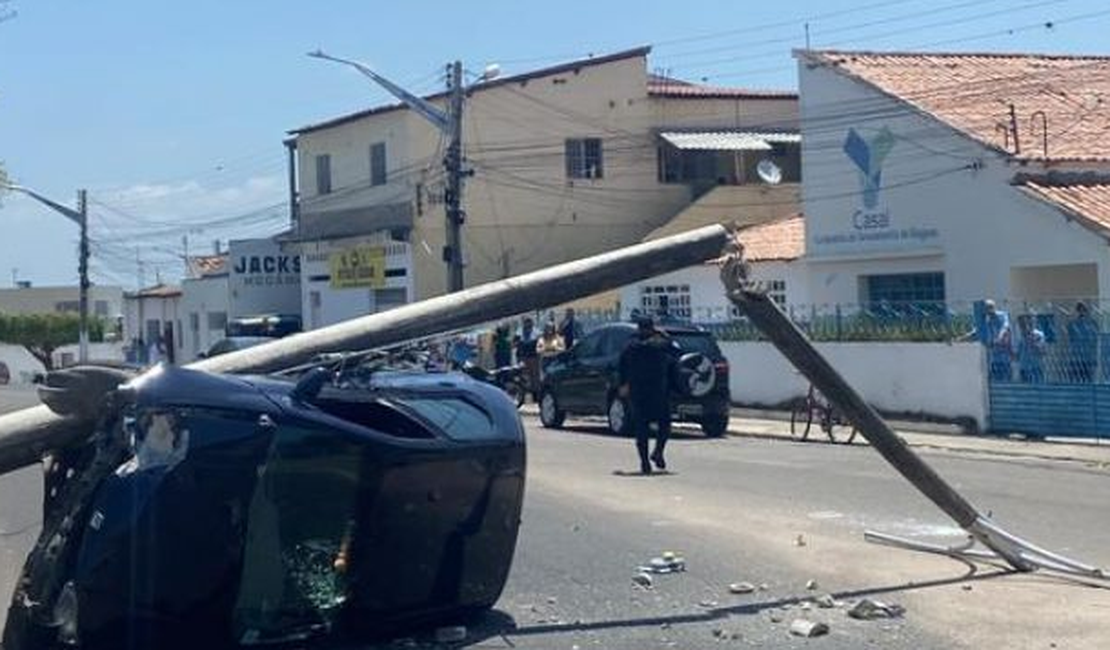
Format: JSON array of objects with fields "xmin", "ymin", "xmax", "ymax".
[
  {"xmin": 722, "ymin": 340, "xmax": 987, "ymax": 427},
  {"xmin": 52, "ymin": 342, "xmax": 125, "ymax": 368},
  {"xmin": 798, "ymin": 59, "xmax": 1110, "ymax": 306}
]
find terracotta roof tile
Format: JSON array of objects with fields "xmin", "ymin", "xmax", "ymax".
[
  {"xmin": 187, "ymin": 254, "xmax": 228, "ymax": 278},
  {"xmin": 1019, "ymin": 176, "xmax": 1110, "ymax": 237},
  {"xmin": 803, "ymin": 50, "xmax": 1110, "ymax": 162},
  {"xmin": 736, "ymin": 215, "xmax": 805, "ymax": 262}
]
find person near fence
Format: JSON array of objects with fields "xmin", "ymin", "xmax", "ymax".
[
  {"xmin": 1015, "ymin": 314, "xmax": 1046, "ymax": 384},
  {"xmin": 493, "ymin": 323, "xmax": 513, "ymax": 369},
  {"xmin": 515, "ymin": 317, "xmax": 540, "ymax": 401},
  {"xmin": 558, "ymin": 308, "xmax": 582, "ymax": 350},
  {"xmin": 980, "ymin": 300, "xmax": 1013, "ymax": 381},
  {"xmin": 618, "ymin": 315, "xmax": 677, "ymax": 475},
  {"xmin": 536, "ymin": 321, "xmax": 565, "ymax": 378},
  {"xmin": 1067, "ymin": 302, "xmax": 1099, "ymax": 383}
]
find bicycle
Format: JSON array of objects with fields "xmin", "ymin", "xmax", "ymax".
[{"xmin": 790, "ymin": 383, "xmax": 859, "ymax": 444}]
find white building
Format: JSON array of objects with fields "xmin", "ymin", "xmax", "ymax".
[
  {"xmin": 795, "ymin": 50, "xmax": 1110, "ymax": 310},
  {"xmin": 122, "ymin": 284, "xmax": 182, "ymax": 363},
  {"xmin": 179, "ymin": 254, "xmax": 230, "ymax": 362},
  {"xmin": 287, "ymin": 46, "xmax": 800, "ymax": 328}
]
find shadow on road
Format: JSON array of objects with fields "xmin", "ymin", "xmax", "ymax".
[{"xmin": 546, "ymin": 420, "xmax": 709, "ymax": 442}]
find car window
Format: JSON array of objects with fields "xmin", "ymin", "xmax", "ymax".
[
  {"xmin": 671, "ymin": 332, "xmax": 722, "ymax": 358},
  {"xmin": 602, "ymin": 328, "xmax": 633, "ymax": 357},
  {"xmin": 395, "ymin": 396, "xmax": 502, "ymax": 442},
  {"xmin": 573, "ymin": 330, "xmax": 604, "ymax": 358}
]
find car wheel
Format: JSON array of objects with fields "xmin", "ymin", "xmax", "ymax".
[
  {"xmin": 674, "ymin": 353, "xmax": 716, "ymax": 398},
  {"xmin": 607, "ymin": 394, "xmax": 631, "ymax": 436},
  {"xmin": 701, "ymin": 414, "xmax": 729, "ymax": 438},
  {"xmin": 539, "ymin": 391, "xmax": 565, "ymax": 428}
]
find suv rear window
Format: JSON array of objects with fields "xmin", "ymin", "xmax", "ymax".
[{"xmin": 670, "ymin": 332, "xmax": 722, "ymax": 359}]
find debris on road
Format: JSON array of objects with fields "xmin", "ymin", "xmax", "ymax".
[
  {"xmin": 805, "ymin": 579, "xmax": 819, "ymax": 590},
  {"xmin": 789, "ymin": 619, "xmax": 830, "ymax": 638},
  {"xmin": 847, "ymin": 599, "xmax": 905, "ymax": 620},
  {"xmin": 699, "ymin": 599, "xmax": 720, "ymax": 608},
  {"xmin": 713, "ymin": 627, "xmax": 742, "ymax": 641},
  {"xmin": 794, "ymin": 534, "xmax": 807, "ymax": 547},
  {"xmin": 815, "ymin": 594, "xmax": 838, "ymax": 609},
  {"xmin": 434, "ymin": 625, "xmax": 468, "ymax": 643},
  {"xmin": 638, "ymin": 552, "xmax": 687, "ymax": 574},
  {"xmin": 728, "ymin": 581, "xmax": 756, "ymax": 594},
  {"xmin": 632, "ymin": 572, "xmax": 655, "ymax": 589}
]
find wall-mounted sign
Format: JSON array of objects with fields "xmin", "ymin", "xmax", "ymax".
[
  {"xmin": 229, "ymin": 238, "xmax": 302, "ymax": 318},
  {"xmin": 329, "ymin": 246, "xmax": 386, "ymax": 289}
]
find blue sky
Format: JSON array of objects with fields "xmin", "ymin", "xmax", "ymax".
[{"xmin": 2, "ymin": 0, "xmax": 1108, "ymax": 288}]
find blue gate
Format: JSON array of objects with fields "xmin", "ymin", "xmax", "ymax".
[{"xmin": 989, "ymin": 382, "xmax": 1110, "ymax": 438}]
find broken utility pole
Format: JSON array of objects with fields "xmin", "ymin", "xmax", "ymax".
[{"xmin": 719, "ymin": 249, "xmax": 1105, "ymax": 580}]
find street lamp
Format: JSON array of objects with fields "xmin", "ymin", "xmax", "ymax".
[
  {"xmin": 1, "ymin": 183, "xmax": 90, "ymax": 363},
  {"xmin": 307, "ymin": 50, "xmax": 499, "ymax": 294}
]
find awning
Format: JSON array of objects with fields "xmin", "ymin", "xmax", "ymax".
[{"xmin": 659, "ymin": 131, "xmax": 801, "ymax": 152}]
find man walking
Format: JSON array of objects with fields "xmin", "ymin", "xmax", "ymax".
[
  {"xmin": 1067, "ymin": 302, "xmax": 1099, "ymax": 382},
  {"xmin": 618, "ymin": 316, "xmax": 677, "ymax": 474}
]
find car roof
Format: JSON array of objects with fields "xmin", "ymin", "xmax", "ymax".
[{"xmin": 599, "ymin": 322, "xmax": 710, "ymax": 335}]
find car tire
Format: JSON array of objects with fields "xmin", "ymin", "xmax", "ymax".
[
  {"xmin": 701, "ymin": 414, "xmax": 729, "ymax": 438},
  {"xmin": 674, "ymin": 353, "xmax": 716, "ymax": 398},
  {"xmin": 539, "ymin": 390, "xmax": 565, "ymax": 428},
  {"xmin": 607, "ymin": 394, "xmax": 631, "ymax": 436}
]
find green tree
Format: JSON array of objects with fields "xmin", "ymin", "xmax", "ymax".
[{"xmin": 0, "ymin": 313, "xmax": 105, "ymax": 370}]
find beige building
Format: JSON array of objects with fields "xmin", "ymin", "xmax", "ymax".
[
  {"xmin": 0, "ymin": 284, "xmax": 123, "ymax": 320},
  {"xmin": 287, "ymin": 46, "xmax": 799, "ymax": 328}
]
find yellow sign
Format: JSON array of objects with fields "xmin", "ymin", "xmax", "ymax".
[{"xmin": 329, "ymin": 246, "xmax": 386, "ymax": 289}]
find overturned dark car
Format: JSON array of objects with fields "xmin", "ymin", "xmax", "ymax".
[{"xmin": 4, "ymin": 362, "xmax": 526, "ymax": 649}]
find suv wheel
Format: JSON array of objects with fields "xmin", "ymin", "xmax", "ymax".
[
  {"xmin": 539, "ymin": 391, "xmax": 565, "ymax": 428},
  {"xmin": 607, "ymin": 394, "xmax": 631, "ymax": 436},
  {"xmin": 701, "ymin": 414, "xmax": 729, "ymax": 438}
]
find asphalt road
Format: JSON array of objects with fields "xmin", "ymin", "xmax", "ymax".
[{"xmin": 2, "ymin": 393, "xmax": 1109, "ymax": 648}]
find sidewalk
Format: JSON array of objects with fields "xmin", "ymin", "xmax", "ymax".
[
  {"xmin": 519, "ymin": 403, "xmax": 1110, "ymax": 466},
  {"xmin": 725, "ymin": 406, "xmax": 1110, "ymax": 466}
]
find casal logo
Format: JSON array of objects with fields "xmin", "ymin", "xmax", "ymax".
[{"xmin": 843, "ymin": 127, "xmax": 895, "ymax": 210}]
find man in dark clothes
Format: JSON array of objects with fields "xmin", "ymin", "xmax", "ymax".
[{"xmin": 618, "ymin": 316, "xmax": 678, "ymax": 474}]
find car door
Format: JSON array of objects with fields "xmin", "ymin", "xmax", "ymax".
[
  {"xmin": 578, "ymin": 327, "xmax": 627, "ymax": 413},
  {"xmin": 556, "ymin": 329, "xmax": 603, "ymax": 411}
]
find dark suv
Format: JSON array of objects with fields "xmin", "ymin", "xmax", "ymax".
[{"xmin": 537, "ymin": 322, "xmax": 731, "ymax": 437}]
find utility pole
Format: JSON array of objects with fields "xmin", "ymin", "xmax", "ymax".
[
  {"xmin": 444, "ymin": 60, "xmax": 466, "ymax": 293},
  {"xmin": 77, "ymin": 189, "xmax": 89, "ymax": 363},
  {"xmin": 308, "ymin": 51, "xmax": 500, "ymax": 295},
  {"xmin": 1, "ymin": 183, "xmax": 90, "ymax": 362}
]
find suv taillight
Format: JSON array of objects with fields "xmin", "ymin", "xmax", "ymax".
[{"xmin": 714, "ymin": 360, "xmax": 729, "ymax": 374}]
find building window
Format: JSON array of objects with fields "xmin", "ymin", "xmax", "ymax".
[
  {"xmin": 54, "ymin": 301, "xmax": 79, "ymax": 313},
  {"xmin": 94, "ymin": 300, "xmax": 109, "ymax": 317},
  {"xmin": 315, "ymin": 154, "xmax": 332, "ymax": 195},
  {"xmin": 639, "ymin": 284, "xmax": 691, "ymax": 319},
  {"xmin": 864, "ymin": 273, "xmax": 945, "ymax": 314},
  {"xmin": 730, "ymin": 280, "xmax": 785, "ymax": 318},
  {"xmin": 370, "ymin": 142, "xmax": 387, "ymax": 186},
  {"xmin": 566, "ymin": 138, "xmax": 603, "ymax": 179},
  {"xmin": 207, "ymin": 311, "xmax": 228, "ymax": 333}
]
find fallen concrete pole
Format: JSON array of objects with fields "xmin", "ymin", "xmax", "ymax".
[
  {"xmin": 720, "ymin": 254, "xmax": 1105, "ymax": 579},
  {"xmin": 0, "ymin": 225, "xmax": 730, "ymax": 476}
]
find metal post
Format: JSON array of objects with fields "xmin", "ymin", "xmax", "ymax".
[
  {"xmin": 284, "ymin": 138, "xmax": 299, "ymax": 234},
  {"xmin": 444, "ymin": 60, "xmax": 465, "ymax": 293},
  {"xmin": 77, "ymin": 189, "xmax": 89, "ymax": 363}
]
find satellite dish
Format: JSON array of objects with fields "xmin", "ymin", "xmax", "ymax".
[
  {"xmin": 756, "ymin": 159, "xmax": 783, "ymax": 185},
  {"xmin": 479, "ymin": 63, "xmax": 502, "ymax": 82}
]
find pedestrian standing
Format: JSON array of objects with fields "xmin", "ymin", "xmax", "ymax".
[
  {"xmin": 1067, "ymin": 302, "xmax": 1099, "ymax": 383},
  {"xmin": 978, "ymin": 300, "xmax": 1013, "ymax": 382},
  {"xmin": 493, "ymin": 324, "xmax": 513, "ymax": 369},
  {"xmin": 536, "ymin": 321, "xmax": 565, "ymax": 380},
  {"xmin": 618, "ymin": 316, "xmax": 678, "ymax": 475},
  {"xmin": 516, "ymin": 317, "xmax": 540, "ymax": 401},
  {"xmin": 1015, "ymin": 314, "xmax": 1046, "ymax": 384},
  {"xmin": 558, "ymin": 308, "xmax": 582, "ymax": 350}
]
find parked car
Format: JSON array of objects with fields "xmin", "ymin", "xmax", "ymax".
[
  {"xmin": 199, "ymin": 335, "xmax": 276, "ymax": 358},
  {"xmin": 537, "ymin": 322, "xmax": 731, "ymax": 437},
  {"xmin": 4, "ymin": 363, "xmax": 526, "ymax": 649}
]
